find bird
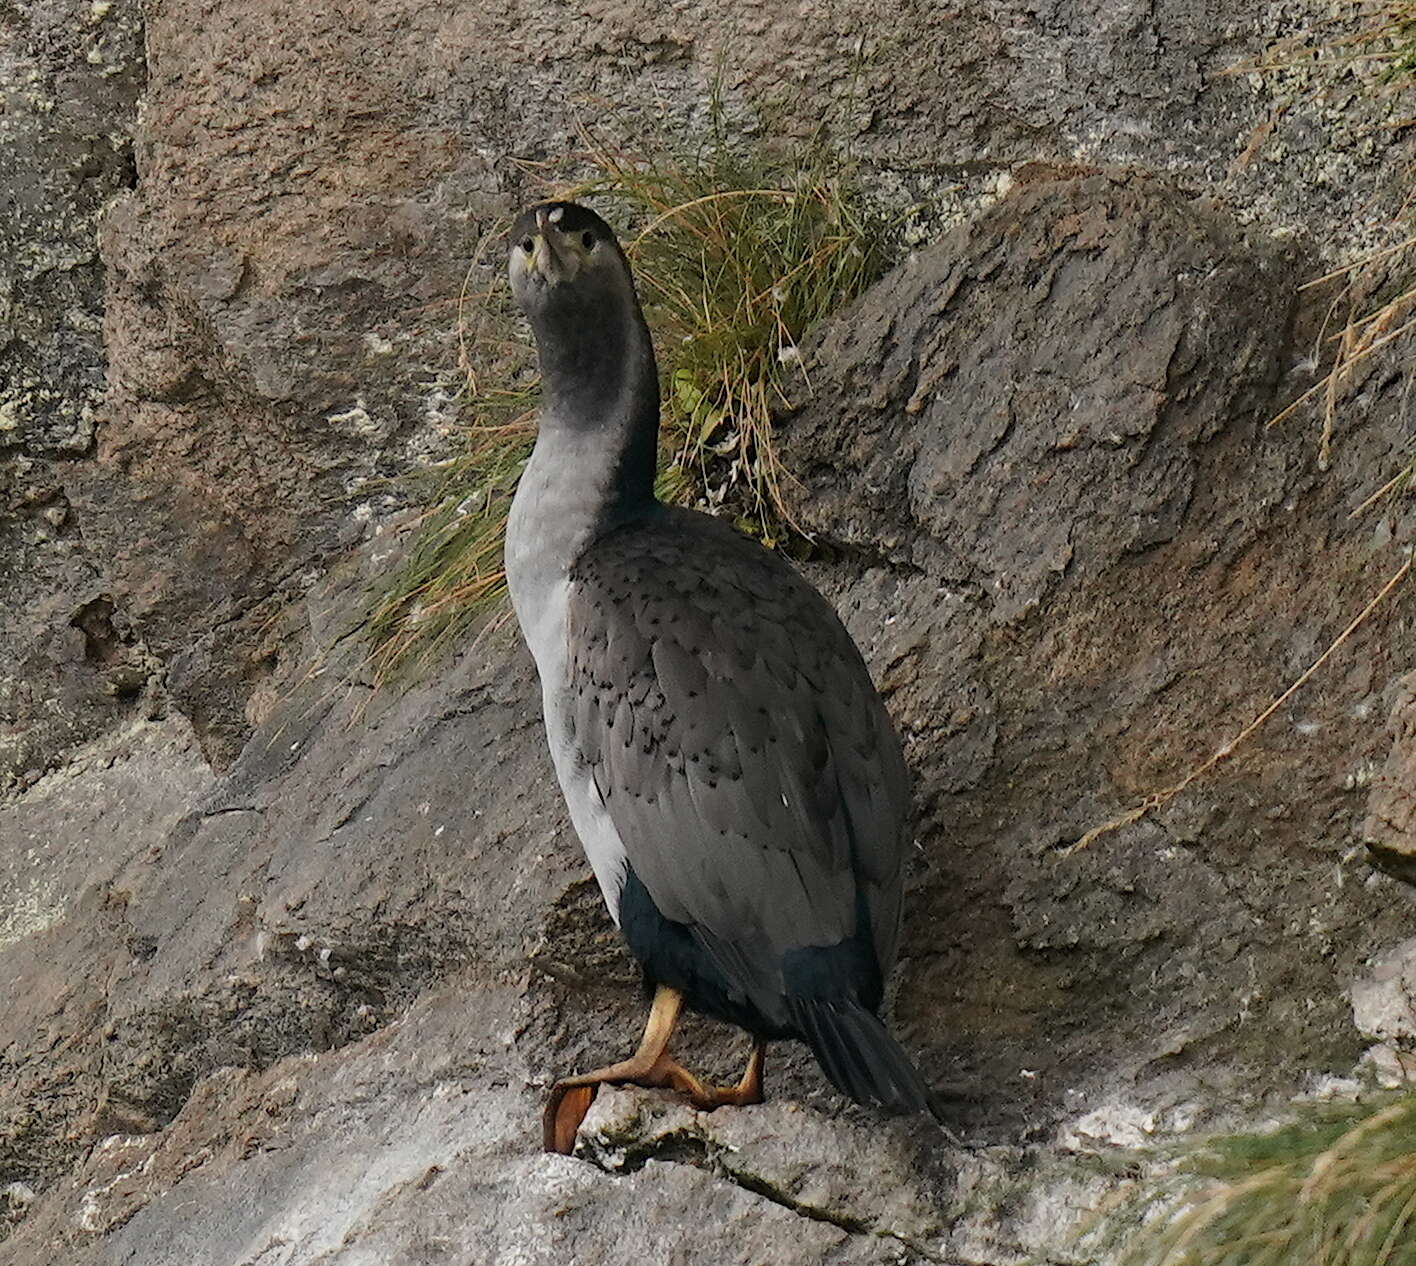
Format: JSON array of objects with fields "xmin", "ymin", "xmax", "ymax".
[{"xmin": 503, "ymin": 200, "xmax": 935, "ymax": 1155}]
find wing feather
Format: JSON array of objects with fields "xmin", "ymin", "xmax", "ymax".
[{"xmin": 566, "ymin": 507, "xmax": 910, "ymax": 1020}]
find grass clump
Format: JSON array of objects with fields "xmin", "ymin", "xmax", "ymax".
[
  {"xmin": 581, "ymin": 122, "xmax": 895, "ymax": 544},
  {"xmin": 362, "ymin": 406, "xmax": 535, "ymax": 675},
  {"xmin": 365, "ymin": 115, "xmax": 897, "ymax": 682},
  {"xmin": 1354, "ymin": 2, "xmax": 1416, "ymax": 83},
  {"xmin": 1112, "ymin": 1096, "xmax": 1416, "ymax": 1266},
  {"xmin": 1062, "ymin": 2, "xmax": 1416, "ymax": 844},
  {"xmin": 1259, "ymin": 3, "xmax": 1415, "ymax": 488}
]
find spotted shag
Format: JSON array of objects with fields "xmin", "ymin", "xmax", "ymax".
[{"xmin": 504, "ymin": 201, "xmax": 935, "ymax": 1154}]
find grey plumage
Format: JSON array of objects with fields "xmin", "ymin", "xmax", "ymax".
[
  {"xmin": 504, "ymin": 200, "xmax": 933, "ymax": 1118},
  {"xmin": 566, "ymin": 507, "xmax": 909, "ymax": 1026}
]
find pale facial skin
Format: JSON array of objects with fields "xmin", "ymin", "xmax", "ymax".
[{"xmin": 508, "ymin": 205, "xmax": 616, "ymax": 302}]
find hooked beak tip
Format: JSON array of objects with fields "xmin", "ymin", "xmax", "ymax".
[{"xmin": 529, "ymin": 237, "xmax": 549, "ymax": 280}]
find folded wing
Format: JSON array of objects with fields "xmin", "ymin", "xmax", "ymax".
[{"xmin": 565, "ymin": 507, "xmax": 910, "ymax": 1025}]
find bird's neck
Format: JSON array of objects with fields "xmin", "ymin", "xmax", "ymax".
[{"xmin": 535, "ymin": 306, "xmax": 660, "ymax": 518}]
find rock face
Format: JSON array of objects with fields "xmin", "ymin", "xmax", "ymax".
[
  {"xmin": 2, "ymin": 0, "xmax": 1414, "ymax": 1262},
  {"xmin": 13, "ymin": 0, "xmax": 1409, "ymax": 777},
  {"xmin": 1367, "ymin": 672, "xmax": 1416, "ymax": 883},
  {"xmin": 783, "ymin": 168, "xmax": 1416, "ymax": 1140},
  {"xmin": 0, "ymin": 0, "xmax": 150, "ymax": 790}
]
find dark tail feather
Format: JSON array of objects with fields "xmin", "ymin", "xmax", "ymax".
[{"xmin": 789, "ymin": 998, "xmax": 940, "ymax": 1120}]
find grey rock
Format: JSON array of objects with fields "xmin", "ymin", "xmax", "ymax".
[
  {"xmin": 782, "ymin": 169, "xmax": 1416, "ymax": 1142},
  {"xmin": 0, "ymin": 0, "xmax": 151, "ymax": 789},
  {"xmin": 0, "ymin": 989, "xmax": 930, "ymax": 1266},
  {"xmin": 787, "ymin": 172, "xmax": 1290, "ymax": 621},
  {"xmin": 1349, "ymin": 937, "xmax": 1416, "ymax": 1047},
  {"xmin": 5, "ymin": 162, "xmax": 1415, "ymax": 1262},
  {"xmin": 41, "ymin": 0, "xmax": 1416, "ymax": 766}
]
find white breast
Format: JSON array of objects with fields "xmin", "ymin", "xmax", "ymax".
[{"xmin": 506, "ymin": 430, "xmax": 630, "ymax": 924}]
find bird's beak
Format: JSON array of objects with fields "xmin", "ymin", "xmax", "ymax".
[{"xmin": 527, "ymin": 208, "xmax": 570, "ymax": 284}]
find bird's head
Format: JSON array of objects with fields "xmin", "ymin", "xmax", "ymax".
[
  {"xmin": 507, "ymin": 201, "xmax": 656, "ymax": 416},
  {"xmin": 507, "ymin": 201, "xmax": 637, "ymax": 329}
]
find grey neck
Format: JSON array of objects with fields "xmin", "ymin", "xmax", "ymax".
[
  {"xmin": 533, "ymin": 298, "xmax": 660, "ymax": 521},
  {"xmin": 505, "ymin": 283, "xmax": 662, "ymax": 627}
]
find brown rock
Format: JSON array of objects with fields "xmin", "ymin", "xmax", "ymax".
[
  {"xmin": 5, "ymin": 166, "xmax": 1414, "ymax": 1262},
  {"xmin": 3, "ymin": 0, "xmax": 1415, "ymax": 1261}
]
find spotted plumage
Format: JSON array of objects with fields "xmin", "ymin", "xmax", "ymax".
[
  {"xmin": 503, "ymin": 200, "xmax": 935, "ymax": 1151},
  {"xmin": 567, "ymin": 508, "xmax": 907, "ymax": 1017}
]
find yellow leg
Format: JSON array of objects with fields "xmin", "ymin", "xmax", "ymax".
[
  {"xmin": 542, "ymin": 988, "xmax": 769, "ymax": 1154},
  {"xmin": 728, "ymin": 1040, "xmax": 767, "ymax": 1106},
  {"xmin": 543, "ymin": 985, "xmax": 684, "ymax": 1154}
]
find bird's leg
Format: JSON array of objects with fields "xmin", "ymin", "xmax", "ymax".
[
  {"xmin": 543, "ymin": 992, "xmax": 769, "ymax": 1153},
  {"xmin": 723, "ymin": 1039, "xmax": 767, "ymax": 1107},
  {"xmin": 633, "ymin": 1036, "xmax": 767, "ymax": 1109},
  {"xmin": 543, "ymin": 983, "xmax": 685, "ymax": 1153}
]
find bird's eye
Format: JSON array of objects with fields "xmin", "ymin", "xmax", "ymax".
[
  {"xmin": 581, "ymin": 231, "xmax": 595, "ymax": 250},
  {"xmin": 520, "ymin": 237, "xmax": 534, "ymax": 253}
]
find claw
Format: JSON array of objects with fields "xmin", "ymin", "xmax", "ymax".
[{"xmin": 545, "ymin": 1084, "xmax": 599, "ymax": 1154}]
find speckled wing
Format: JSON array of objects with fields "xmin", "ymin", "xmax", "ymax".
[{"xmin": 565, "ymin": 506, "xmax": 910, "ymax": 1019}]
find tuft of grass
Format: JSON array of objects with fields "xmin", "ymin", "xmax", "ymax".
[
  {"xmin": 362, "ymin": 407, "xmax": 534, "ymax": 675},
  {"xmin": 574, "ymin": 118, "xmax": 896, "ymax": 544},
  {"xmin": 1240, "ymin": 2, "xmax": 1416, "ymax": 82},
  {"xmin": 1111, "ymin": 1096, "xmax": 1416, "ymax": 1266},
  {"xmin": 1259, "ymin": 3, "xmax": 1416, "ymax": 490},
  {"xmin": 364, "ymin": 114, "xmax": 898, "ymax": 683},
  {"xmin": 1353, "ymin": 2, "xmax": 1416, "ymax": 85}
]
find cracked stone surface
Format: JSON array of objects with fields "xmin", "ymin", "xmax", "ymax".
[
  {"xmin": 0, "ymin": 990, "xmax": 941, "ymax": 1266},
  {"xmin": 5, "ymin": 161, "xmax": 1415, "ymax": 1259},
  {"xmin": 3, "ymin": 0, "xmax": 1415, "ymax": 1261},
  {"xmin": 11, "ymin": 0, "xmax": 1407, "ymax": 772},
  {"xmin": 1366, "ymin": 670, "xmax": 1416, "ymax": 883},
  {"xmin": 782, "ymin": 169, "xmax": 1416, "ymax": 1143},
  {"xmin": 0, "ymin": 0, "xmax": 152, "ymax": 790}
]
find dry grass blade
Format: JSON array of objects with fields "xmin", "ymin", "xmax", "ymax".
[
  {"xmin": 1252, "ymin": 4, "xmax": 1415, "ymax": 490},
  {"xmin": 1352, "ymin": 447, "xmax": 1416, "ymax": 516},
  {"xmin": 1374, "ymin": 1181, "xmax": 1416, "ymax": 1266},
  {"xmin": 1266, "ymin": 264, "xmax": 1414, "ymax": 443},
  {"xmin": 1224, "ymin": 1, "xmax": 1416, "ymax": 78},
  {"xmin": 1068, "ymin": 550, "xmax": 1413, "ymax": 852},
  {"xmin": 1301, "ymin": 236, "xmax": 1416, "ymax": 291},
  {"xmin": 1071, "ymin": 3, "xmax": 1416, "ymax": 852}
]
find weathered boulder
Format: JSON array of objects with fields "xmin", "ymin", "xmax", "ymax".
[
  {"xmin": 3, "ymin": 0, "xmax": 1414, "ymax": 1261},
  {"xmin": 42, "ymin": 0, "xmax": 1412, "ymax": 769},
  {"xmin": 0, "ymin": 0, "xmax": 151, "ymax": 790},
  {"xmin": 782, "ymin": 169, "xmax": 1416, "ymax": 1139}
]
